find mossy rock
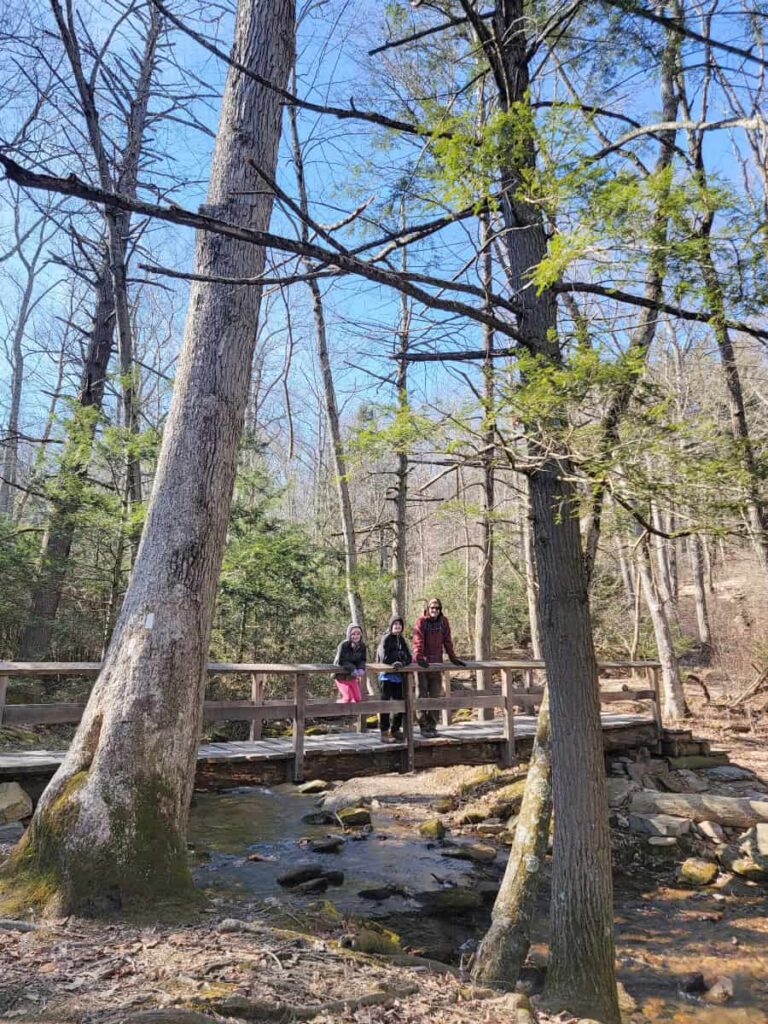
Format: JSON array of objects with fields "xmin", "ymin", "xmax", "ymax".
[
  {"xmin": 352, "ymin": 925, "xmax": 402, "ymax": 955},
  {"xmin": 487, "ymin": 778, "xmax": 528, "ymax": 818},
  {"xmin": 337, "ymin": 806, "xmax": 371, "ymax": 827},
  {"xmin": 432, "ymin": 797, "xmax": 454, "ymax": 814},
  {"xmin": 458, "ymin": 765, "xmax": 500, "ymax": 796},
  {"xmin": 419, "ymin": 818, "xmax": 446, "ymax": 840},
  {"xmin": 678, "ymin": 857, "xmax": 718, "ymax": 886},
  {"xmin": 455, "ymin": 807, "xmax": 489, "ymax": 826},
  {"xmin": 717, "ymin": 844, "xmax": 768, "ymax": 881}
]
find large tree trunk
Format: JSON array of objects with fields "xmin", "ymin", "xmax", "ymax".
[
  {"xmin": 477, "ymin": 5, "xmax": 619, "ymax": 1018},
  {"xmin": 473, "ymin": 489, "xmax": 549, "ymax": 987},
  {"xmin": 6, "ymin": 0, "xmax": 295, "ymax": 914},
  {"xmin": 287, "ymin": 104, "xmax": 365, "ymax": 634}
]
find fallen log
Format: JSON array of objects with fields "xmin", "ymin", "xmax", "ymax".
[
  {"xmin": 630, "ymin": 791, "xmax": 768, "ymax": 829},
  {"xmin": 729, "ymin": 665, "xmax": 768, "ymax": 708}
]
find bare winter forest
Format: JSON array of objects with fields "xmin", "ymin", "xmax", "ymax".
[{"xmin": 1, "ymin": 1, "xmax": 768, "ymax": 1022}]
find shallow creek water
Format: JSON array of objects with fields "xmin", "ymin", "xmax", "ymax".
[
  {"xmin": 188, "ymin": 784, "xmax": 494, "ymax": 959},
  {"xmin": 188, "ymin": 785, "xmax": 768, "ymax": 1023}
]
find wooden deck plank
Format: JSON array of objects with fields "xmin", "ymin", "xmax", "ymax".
[{"xmin": 0, "ymin": 714, "xmax": 654, "ymax": 780}]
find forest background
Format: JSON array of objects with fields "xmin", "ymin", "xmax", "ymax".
[{"xmin": 0, "ymin": 0, "xmax": 767, "ymax": 707}]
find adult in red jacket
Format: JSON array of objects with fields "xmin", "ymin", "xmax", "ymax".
[{"xmin": 412, "ymin": 598, "xmax": 465, "ymax": 736}]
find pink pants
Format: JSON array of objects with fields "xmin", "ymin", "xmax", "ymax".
[{"xmin": 335, "ymin": 678, "xmax": 362, "ymax": 703}]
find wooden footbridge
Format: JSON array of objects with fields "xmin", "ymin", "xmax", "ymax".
[{"xmin": 0, "ymin": 660, "xmax": 662, "ymax": 794}]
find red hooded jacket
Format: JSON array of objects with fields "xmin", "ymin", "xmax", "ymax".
[{"xmin": 412, "ymin": 612, "xmax": 458, "ymax": 664}]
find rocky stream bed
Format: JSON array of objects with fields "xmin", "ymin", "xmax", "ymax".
[{"xmin": 1, "ymin": 733, "xmax": 768, "ymax": 1023}]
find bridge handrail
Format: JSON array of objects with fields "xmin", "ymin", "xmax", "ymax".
[
  {"xmin": 0, "ymin": 658, "xmax": 661, "ymax": 676},
  {"xmin": 0, "ymin": 657, "xmax": 662, "ymax": 782}
]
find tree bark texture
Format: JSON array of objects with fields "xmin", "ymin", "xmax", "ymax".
[
  {"xmin": 472, "ymin": 691, "xmax": 551, "ymax": 988},
  {"xmin": 8, "ymin": 0, "xmax": 295, "ymax": 913},
  {"xmin": 476, "ymin": 3, "xmax": 619, "ymax": 1017}
]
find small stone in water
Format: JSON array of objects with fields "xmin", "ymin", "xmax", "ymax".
[
  {"xmin": 278, "ymin": 863, "xmax": 326, "ymax": 887},
  {"xmin": 310, "ymin": 836, "xmax": 344, "ymax": 854},
  {"xmin": 293, "ymin": 877, "xmax": 329, "ymax": 894},
  {"xmin": 679, "ymin": 972, "xmax": 707, "ymax": 994},
  {"xmin": 297, "ymin": 779, "xmax": 329, "ymax": 795},
  {"xmin": 336, "ymin": 806, "xmax": 371, "ymax": 826},
  {"xmin": 705, "ymin": 976, "xmax": 734, "ymax": 1004}
]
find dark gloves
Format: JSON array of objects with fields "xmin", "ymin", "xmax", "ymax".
[
  {"xmin": 392, "ymin": 661, "xmax": 404, "ymax": 670},
  {"xmin": 451, "ymin": 658, "xmax": 466, "ymax": 667},
  {"xmin": 417, "ymin": 657, "xmax": 430, "ymax": 669}
]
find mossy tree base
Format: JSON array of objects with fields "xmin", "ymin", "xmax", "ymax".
[{"xmin": 0, "ymin": 768, "xmax": 196, "ymax": 917}]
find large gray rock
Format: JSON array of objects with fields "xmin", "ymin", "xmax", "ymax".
[
  {"xmin": 658, "ymin": 769, "xmax": 709, "ymax": 794},
  {"xmin": 706, "ymin": 766, "xmax": 755, "ymax": 782},
  {"xmin": 628, "ymin": 813, "xmax": 691, "ymax": 838},
  {"xmin": 630, "ymin": 790, "xmax": 768, "ymax": 828},
  {"xmin": 0, "ymin": 783, "xmax": 32, "ymax": 824},
  {"xmin": 606, "ymin": 778, "xmax": 640, "ymax": 808}
]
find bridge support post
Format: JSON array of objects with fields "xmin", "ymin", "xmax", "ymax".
[
  {"xmin": 0, "ymin": 674, "xmax": 7, "ymax": 727},
  {"xmin": 500, "ymin": 668, "xmax": 516, "ymax": 767},
  {"xmin": 293, "ymin": 672, "xmax": 307, "ymax": 782}
]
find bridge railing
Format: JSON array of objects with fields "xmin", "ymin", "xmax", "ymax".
[{"xmin": 0, "ymin": 658, "xmax": 661, "ymax": 779}]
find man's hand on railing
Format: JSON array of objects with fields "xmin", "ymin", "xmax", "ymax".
[
  {"xmin": 451, "ymin": 658, "xmax": 466, "ymax": 667},
  {"xmin": 392, "ymin": 661, "xmax": 404, "ymax": 669},
  {"xmin": 416, "ymin": 658, "xmax": 430, "ymax": 669}
]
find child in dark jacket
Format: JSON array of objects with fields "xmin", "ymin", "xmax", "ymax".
[
  {"xmin": 376, "ymin": 615, "xmax": 411, "ymax": 742},
  {"xmin": 333, "ymin": 623, "xmax": 366, "ymax": 703}
]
